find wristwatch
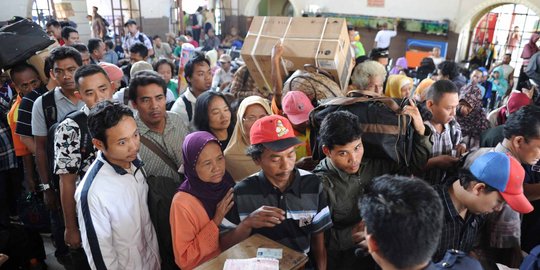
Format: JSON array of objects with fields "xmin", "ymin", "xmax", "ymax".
[{"xmin": 39, "ymin": 183, "xmax": 51, "ymax": 191}]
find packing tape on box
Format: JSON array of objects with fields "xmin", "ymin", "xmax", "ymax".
[
  {"xmin": 248, "ymin": 17, "xmax": 345, "ymax": 89},
  {"xmin": 280, "ymin": 18, "xmax": 293, "ymax": 78},
  {"xmin": 315, "ymin": 18, "xmax": 329, "ymax": 69},
  {"xmin": 251, "ymin": 16, "xmax": 271, "ymax": 91}
]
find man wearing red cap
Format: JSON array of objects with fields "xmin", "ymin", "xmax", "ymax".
[
  {"xmin": 222, "ymin": 115, "xmax": 333, "ymax": 270},
  {"xmin": 433, "ymin": 152, "xmax": 533, "ymax": 262}
]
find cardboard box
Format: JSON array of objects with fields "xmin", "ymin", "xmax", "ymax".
[{"xmin": 241, "ymin": 16, "xmax": 354, "ymax": 93}]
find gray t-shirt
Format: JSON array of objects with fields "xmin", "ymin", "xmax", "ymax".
[{"xmin": 31, "ymin": 87, "xmax": 85, "ymax": 136}]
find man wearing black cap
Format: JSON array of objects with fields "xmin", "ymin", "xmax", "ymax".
[{"xmin": 122, "ymin": 19, "xmax": 154, "ymax": 58}]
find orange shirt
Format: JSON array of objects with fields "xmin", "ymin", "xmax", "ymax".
[
  {"xmin": 7, "ymin": 95, "xmax": 30, "ymax": 156},
  {"xmin": 170, "ymin": 192, "xmax": 220, "ymax": 270}
]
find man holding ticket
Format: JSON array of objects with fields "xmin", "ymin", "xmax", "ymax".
[{"xmin": 222, "ymin": 115, "xmax": 333, "ymax": 270}]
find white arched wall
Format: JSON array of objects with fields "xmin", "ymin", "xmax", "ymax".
[
  {"xmin": 454, "ymin": 0, "xmax": 540, "ymax": 61},
  {"xmin": 243, "ymin": 0, "xmax": 300, "ymax": 16}
]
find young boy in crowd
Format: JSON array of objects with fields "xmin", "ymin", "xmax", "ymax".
[
  {"xmin": 423, "ymin": 80, "xmax": 466, "ymax": 185},
  {"xmin": 433, "ymin": 152, "xmax": 533, "ymax": 261},
  {"xmin": 75, "ymin": 101, "xmax": 160, "ymax": 269},
  {"xmin": 54, "ymin": 65, "xmax": 115, "ymax": 269},
  {"xmin": 313, "ymin": 111, "xmax": 374, "ymax": 269}
]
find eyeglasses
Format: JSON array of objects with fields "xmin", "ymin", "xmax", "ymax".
[{"xmin": 243, "ymin": 114, "xmax": 268, "ymax": 123}]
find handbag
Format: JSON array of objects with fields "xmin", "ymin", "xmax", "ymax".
[
  {"xmin": 17, "ymin": 192, "xmax": 50, "ymax": 232},
  {"xmin": 139, "ymin": 135, "xmax": 182, "ymax": 270}
]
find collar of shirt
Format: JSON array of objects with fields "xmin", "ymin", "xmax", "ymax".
[
  {"xmin": 324, "ymin": 157, "xmax": 361, "ymax": 182},
  {"xmin": 136, "ymin": 111, "xmax": 172, "ymax": 135},
  {"xmin": 185, "ymin": 88, "xmax": 197, "ymax": 102},
  {"xmin": 55, "ymin": 87, "xmax": 80, "ymax": 106},
  {"xmin": 425, "ymin": 120, "xmax": 450, "ymax": 135},
  {"xmin": 129, "ymin": 31, "xmax": 141, "ymax": 39},
  {"xmin": 257, "ymin": 168, "xmax": 302, "ymax": 197},
  {"xmin": 99, "ymin": 151, "xmax": 144, "ymax": 175},
  {"xmin": 81, "ymin": 105, "xmax": 90, "ymax": 115}
]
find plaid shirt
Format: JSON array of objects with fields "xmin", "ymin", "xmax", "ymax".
[
  {"xmin": 0, "ymin": 100, "xmax": 18, "ymax": 172},
  {"xmin": 424, "ymin": 120, "xmax": 463, "ymax": 185},
  {"xmin": 229, "ymin": 65, "xmax": 272, "ymax": 100},
  {"xmin": 434, "ymin": 184, "xmax": 485, "ymax": 262}
]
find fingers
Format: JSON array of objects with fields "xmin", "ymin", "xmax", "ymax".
[
  {"xmin": 261, "ymin": 205, "xmax": 286, "ymax": 215},
  {"xmin": 352, "ymin": 231, "xmax": 365, "ymax": 244},
  {"xmin": 408, "ymin": 99, "xmax": 417, "ymax": 107}
]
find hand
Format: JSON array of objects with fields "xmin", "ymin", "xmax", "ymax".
[
  {"xmin": 458, "ymin": 104, "xmax": 472, "ymax": 116},
  {"xmin": 402, "ymin": 99, "xmax": 425, "ymax": 135},
  {"xmin": 26, "ymin": 178, "xmax": 37, "ymax": 193},
  {"xmin": 213, "ymin": 188, "xmax": 234, "ymax": 226},
  {"xmin": 295, "ymin": 156, "xmax": 318, "ymax": 171},
  {"xmin": 522, "ymin": 87, "xmax": 535, "ymax": 99},
  {"xmin": 43, "ymin": 188, "xmax": 58, "ymax": 210},
  {"xmin": 244, "ymin": 206, "xmax": 285, "ymax": 229},
  {"xmin": 455, "ymin": 144, "xmax": 467, "ymax": 157},
  {"xmin": 352, "ymin": 221, "xmax": 367, "ymax": 248},
  {"xmin": 0, "ymin": 253, "xmax": 8, "ymax": 266},
  {"xmin": 220, "ymin": 81, "xmax": 231, "ymax": 91},
  {"xmin": 271, "ymin": 41, "xmax": 284, "ymax": 62},
  {"xmin": 430, "ymin": 155, "xmax": 460, "ymax": 168},
  {"xmin": 65, "ymin": 227, "xmax": 82, "ymax": 249}
]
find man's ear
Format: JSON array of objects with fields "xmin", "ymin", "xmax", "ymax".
[
  {"xmin": 322, "ymin": 145, "xmax": 330, "ymax": 156},
  {"xmin": 471, "ymin": 181, "xmax": 487, "ymax": 196},
  {"xmin": 92, "ymin": 138, "xmax": 105, "ymax": 152},
  {"xmin": 513, "ymin": 135, "xmax": 526, "ymax": 149},
  {"xmin": 252, "ymin": 157, "xmax": 261, "ymax": 166},
  {"xmin": 49, "ymin": 69, "xmax": 57, "ymax": 82},
  {"xmin": 426, "ymin": 99, "xmax": 434, "ymax": 110}
]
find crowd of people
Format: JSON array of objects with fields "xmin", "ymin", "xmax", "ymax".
[{"xmin": 1, "ymin": 7, "xmax": 540, "ymax": 270}]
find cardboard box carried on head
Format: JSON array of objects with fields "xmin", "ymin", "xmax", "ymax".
[{"xmin": 241, "ymin": 16, "xmax": 354, "ymax": 94}]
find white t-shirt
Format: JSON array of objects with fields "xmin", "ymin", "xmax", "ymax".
[
  {"xmin": 374, "ymin": 30, "xmax": 397, "ymax": 49},
  {"xmin": 431, "ymin": 56, "xmax": 445, "ymax": 66}
]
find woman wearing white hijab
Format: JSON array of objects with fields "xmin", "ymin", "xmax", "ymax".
[{"xmin": 224, "ymin": 96, "xmax": 271, "ymax": 181}]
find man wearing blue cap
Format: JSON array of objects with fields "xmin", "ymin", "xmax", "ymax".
[
  {"xmin": 434, "ymin": 151, "xmax": 533, "ymax": 262},
  {"xmin": 360, "ymin": 175, "xmax": 483, "ymax": 270}
]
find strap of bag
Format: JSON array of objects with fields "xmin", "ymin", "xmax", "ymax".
[
  {"xmin": 321, "ymin": 96, "xmax": 402, "ymax": 114},
  {"xmin": 41, "ymin": 90, "xmax": 57, "ymax": 130},
  {"xmin": 346, "ymin": 89, "xmax": 382, "ymax": 98},
  {"xmin": 182, "ymin": 95, "xmax": 193, "ymax": 121},
  {"xmin": 139, "ymin": 135, "xmax": 178, "ymax": 173},
  {"xmin": 123, "ymin": 88, "xmax": 129, "ymax": 105}
]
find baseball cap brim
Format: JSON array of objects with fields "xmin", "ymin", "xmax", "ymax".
[
  {"xmin": 500, "ymin": 192, "xmax": 533, "ymax": 214},
  {"xmin": 262, "ymin": 137, "xmax": 302, "ymax": 152},
  {"xmin": 286, "ymin": 112, "xmax": 310, "ymax": 125}
]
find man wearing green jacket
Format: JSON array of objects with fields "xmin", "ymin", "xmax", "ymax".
[{"xmin": 313, "ymin": 111, "xmax": 374, "ymax": 269}]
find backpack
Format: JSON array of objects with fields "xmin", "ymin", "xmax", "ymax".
[
  {"xmin": 310, "ymin": 95, "xmax": 415, "ymax": 165},
  {"xmin": 190, "ymin": 14, "xmax": 199, "ymax": 27},
  {"xmin": 42, "ymin": 91, "xmax": 93, "ymax": 185},
  {"xmin": 521, "ymin": 244, "xmax": 540, "ymax": 269},
  {"xmin": 137, "ymin": 33, "xmax": 152, "ymax": 47}
]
